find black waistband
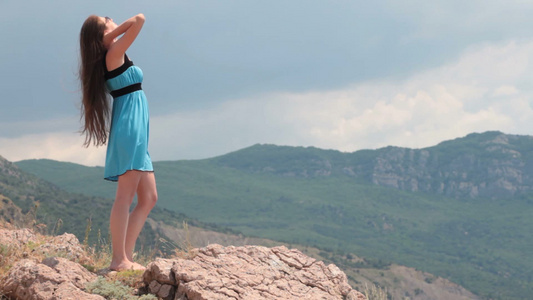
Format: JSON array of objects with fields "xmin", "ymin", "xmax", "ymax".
[{"xmin": 110, "ymin": 83, "xmax": 142, "ymax": 98}]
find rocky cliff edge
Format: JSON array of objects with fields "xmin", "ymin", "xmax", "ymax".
[{"xmin": 0, "ymin": 228, "xmax": 366, "ymax": 300}]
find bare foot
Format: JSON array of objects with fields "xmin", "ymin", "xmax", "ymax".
[
  {"xmin": 110, "ymin": 260, "xmax": 146, "ymax": 271},
  {"xmin": 131, "ymin": 262, "xmax": 146, "ymax": 271},
  {"xmin": 109, "ymin": 260, "xmax": 134, "ymax": 271}
]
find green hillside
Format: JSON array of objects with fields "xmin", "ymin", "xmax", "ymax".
[
  {"xmin": 16, "ymin": 131, "xmax": 533, "ymax": 299},
  {"xmin": 0, "ymin": 155, "xmax": 195, "ymax": 256}
]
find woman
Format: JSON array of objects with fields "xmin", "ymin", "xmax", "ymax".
[{"xmin": 79, "ymin": 14, "xmax": 157, "ymax": 271}]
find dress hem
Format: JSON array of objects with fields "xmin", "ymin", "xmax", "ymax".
[{"xmin": 104, "ymin": 169, "xmax": 155, "ymax": 182}]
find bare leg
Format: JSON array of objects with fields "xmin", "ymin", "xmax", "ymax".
[
  {"xmin": 125, "ymin": 171, "xmax": 158, "ymax": 262},
  {"xmin": 109, "ymin": 170, "xmax": 142, "ymax": 271}
]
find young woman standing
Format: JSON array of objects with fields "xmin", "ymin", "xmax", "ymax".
[{"xmin": 79, "ymin": 14, "xmax": 157, "ymax": 271}]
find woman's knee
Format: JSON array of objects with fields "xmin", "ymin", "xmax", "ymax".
[
  {"xmin": 137, "ymin": 172, "xmax": 158, "ymax": 209},
  {"xmin": 149, "ymin": 191, "xmax": 158, "ymax": 208},
  {"xmin": 139, "ymin": 190, "xmax": 158, "ymax": 209}
]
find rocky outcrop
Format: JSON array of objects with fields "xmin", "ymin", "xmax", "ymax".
[
  {"xmin": 1, "ymin": 257, "xmax": 103, "ymax": 300},
  {"xmin": 0, "ymin": 195, "xmax": 24, "ymax": 225},
  {"xmin": 0, "ymin": 228, "xmax": 364, "ymax": 300},
  {"xmin": 0, "ymin": 228, "xmax": 38, "ymax": 247},
  {"xmin": 368, "ymin": 133, "xmax": 532, "ymax": 198},
  {"xmin": 143, "ymin": 244, "xmax": 366, "ymax": 300},
  {"xmin": 35, "ymin": 232, "xmax": 90, "ymax": 262},
  {"xmin": 0, "ymin": 228, "xmax": 98, "ymax": 299},
  {"xmin": 0, "ymin": 228, "xmax": 90, "ymax": 263}
]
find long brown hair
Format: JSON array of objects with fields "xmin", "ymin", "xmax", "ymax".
[{"xmin": 79, "ymin": 15, "xmax": 109, "ymax": 147}]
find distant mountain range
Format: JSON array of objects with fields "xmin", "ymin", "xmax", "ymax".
[
  {"xmin": 12, "ymin": 131, "xmax": 533, "ymax": 299},
  {"xmin": 214, "ymin": 131, "xmax": 533, "ymax": 199}
]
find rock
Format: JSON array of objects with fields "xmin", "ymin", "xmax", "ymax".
[
  {"xmin": 0, "ymin": 227, "xmax": 365, "ymax": 299},
  {"xmin": 0, "ymin": 228, "xmax": 38, "ymax": 247},
  {"xmin": 41, "ymin": 257, "xmax": 96, "ymax": 290},
  {"xmin": 0, "ymin": 196, "xmax": 24, "ymax": 225},
  {"xmin": 35, "ymin": 233, "xmax": 90, "ymax": 262},
  {"xmin": 0, "ymin": 257, "xmax": 104, "ymax": 300},
  {"xmin": 143, "ymin": 244, "xmax": 366, "ymax": 300},
  {"xmin": 0, "ymin": 228, "xmax": 90, "ymax": 263},
  {"xmin": 143, "ymin": 258, "xmax": 176, "ymax": 285}
]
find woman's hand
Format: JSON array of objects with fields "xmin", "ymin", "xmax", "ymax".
[{"xmin": 105, "ymin": 14, "xmax": 145, "ymax": 65}]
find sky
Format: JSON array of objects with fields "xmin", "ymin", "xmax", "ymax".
[{"xmin": 2, "ymin": 0, "xmax": 533, "ymax": 166}]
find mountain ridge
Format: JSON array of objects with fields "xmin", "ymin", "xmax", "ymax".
[{"xmin": 212, "ymin": 131, "xmax": 533, "ymax": 198}]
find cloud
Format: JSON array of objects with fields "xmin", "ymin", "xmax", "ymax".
[
  {"xmin": 3, "ymin": 40, "xmax": 533, "ymax": 165},
  {"xmin": 0, "ymin": 132, "xmax": 105, "ymax": 166},
  {"xmin": 493, "ymin": 85, "xmax": 518, "ymax": 97},
  {"xmin": 271, "ymin": 40, "xmax": 533, "ymax": 150},
  {"xmin": 148, "ymin": 39, "xmax": 533, "ymax": 160}
]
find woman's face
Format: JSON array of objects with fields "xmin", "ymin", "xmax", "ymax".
[{"xmin": 100, "ymin": 16, "xmax": 117, "ymax": 33}]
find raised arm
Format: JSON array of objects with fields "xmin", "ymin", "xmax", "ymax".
[{"xmin": 104, "ymin": 14, "xmax": 145, "ymax": 68}]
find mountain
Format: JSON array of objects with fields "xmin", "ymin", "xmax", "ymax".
[
  {"xmin": 15, "ymin": 131, "xmax": 533, "ymax": 299},
  {"xmin": 213, "ymin": 131, "xmax": 533, "ymax": 199}
]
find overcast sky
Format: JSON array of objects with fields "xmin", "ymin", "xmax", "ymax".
[{"xmin": 2, "ymin": 0, "xmax": 533, "ymax": 166}]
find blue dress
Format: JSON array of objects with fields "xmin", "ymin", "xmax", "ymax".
[{"xmin": 103, "ymin": 54, "xmax": 153, "ymax": 181}]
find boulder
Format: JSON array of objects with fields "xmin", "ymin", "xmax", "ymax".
[
  {"xmin": 35, "ymin": 233, "xmax": 90, "ymax": 262},
  {"xmin": 0, "ymin": 257, "xmax": 104, "ymax": 300},
  {"xmin": 0, "ymin": 228, "xmax": 38, "ymax": 247},
  {"xmin": 144, "ymin": 244, "xmax": 366, "ymax": 300},
  {"xmin": 0, "ymin": 228, "xmax": 90, "ymax": 263}
]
